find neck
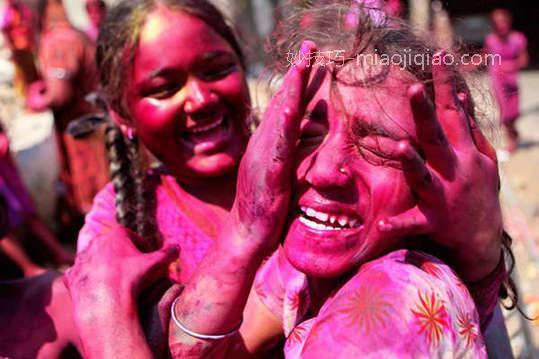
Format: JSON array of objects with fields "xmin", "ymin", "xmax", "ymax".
[{"xmin": 176, "ymin": 171, "xmax": 237, "ymax": 211}]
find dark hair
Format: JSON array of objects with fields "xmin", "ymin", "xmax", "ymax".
[
  {"xmin": 98, "ymin": 0, "xmax": 243, "ymax": 251},
  {"xmin": 269, "ymin": 0, "xmax": 519, "ymax": 310}
]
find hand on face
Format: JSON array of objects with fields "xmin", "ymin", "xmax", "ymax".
[
  {"xmin": 64, "ymin": 226, "xmax": 179, "ymax": 327},
  {"xmin": 229, "ymin": 41, "xmax": 316, "ymax": 256},
  {"xmin": 377, "ymin": 52, "xmax": 502, "ymax": 282}
]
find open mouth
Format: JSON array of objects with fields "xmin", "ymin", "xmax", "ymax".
[
  {"xmin": 186, "ymin": 116, "xmax": 225, "ymax": 134},
  {"xmin": 182, "ymin": 114, "xmax": 230, "ymax": 149},
  {"xmin": 298, "ymin": 206, "xmax": 362, "ymax": 231}
]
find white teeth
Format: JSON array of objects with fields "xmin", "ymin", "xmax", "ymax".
[
  {"xmin": 306, "ymin": 208, "xmax": 317, "ymax": 218},
  {"xmin": 338, "ymin": 216, "xmax": 349, "ymax": 227},
  {"xmin": 315, "ymin": 212, "xmax": 329, "ymax": 222},
  {"xmin": 189, "ymin": 117, "xmax": 224, "ymax": 134},
  {"xmin": 299, "ymin": 216, "xmax": 342, "ymax": 231},
  {"xmin": 300, "ymin": 207, "xmax": 360, "ymax": 230}
]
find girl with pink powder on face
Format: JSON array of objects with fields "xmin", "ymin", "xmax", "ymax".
[
  {"xmin": 485, "ymin": 8, "xmax": 529, "ymax": 154},
  {"xmin": 65, "ymin": 0, "xmax": 511, "ymax": 357}
]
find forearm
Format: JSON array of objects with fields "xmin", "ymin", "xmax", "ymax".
[
  {"xmin": 78, "ymin": 309, "xmax": 154, "ymax": 359},
  {"xmin": 169, "ymin": 225, "xmax": 265, "ymax": 358}
]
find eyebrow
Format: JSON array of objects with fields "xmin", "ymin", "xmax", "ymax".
[{"xmin": 352, "ymin": 118, "xmax": 400, "ymax": 140}]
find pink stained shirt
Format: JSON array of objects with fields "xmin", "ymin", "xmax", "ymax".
[
  {"xmin": 256, "ymin": 249, "xmax": 487, "ymax": 358},
  {"xmin": 77, "ymin": 169, "xmax": 214, "ymax": 283}
]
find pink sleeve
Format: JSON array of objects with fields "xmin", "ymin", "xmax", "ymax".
[
  {"xmin": 254, "ymin": 246, "xmax": 311, "ymax": 336},
  {"xmin": 76, "ymin": 182, "xmax": 117, "ymax": 253},
  {"xmin": 515, "ymin": 32, "xmax": 528, "ymax": 51},
  {"xmin": 287, "ymin": 250, "xmax": 487, "ymax": 358}
]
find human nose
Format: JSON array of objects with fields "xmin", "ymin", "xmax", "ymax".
[
  {"xmin": 304, "ymin": 136, "xmax": 353, "ymax": 191},
  {"xmin": 183, "ymin": 78, "xmax": 218, "ymax": 114}
]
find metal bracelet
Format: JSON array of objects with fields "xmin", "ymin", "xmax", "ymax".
[{"xmin": 170, "ymin": 297, "xmax": 242, "ymax": 341}]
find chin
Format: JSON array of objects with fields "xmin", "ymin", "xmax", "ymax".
[
  {"xmin": 282, "ymin": 216, "xmax": 391, "ymax": 278},
  {"xmin": 284, "ymin": 244, "xmax": 358, "ymax": 278},
  {"xmin": 185, "ymin": 153, "xmax": 240, "ymax": 178}
]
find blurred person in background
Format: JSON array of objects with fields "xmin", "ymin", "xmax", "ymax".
[
  {"xmin": 0, "ymin": 0, "xmax": 39, "ymax": 97},
  {"xmin": 0, "ymin": 123, "xmax": 73, "ymax": 276},
  {"xmin": 485, "ymin": 8, "xmax": 529, "ymax": 154},
  {"xmin": 84, "ymin": 0, "xmax": 106, "ymax": 43},
  {"xmin": 26, "ymin": 0, "xmax": 109, "ymax": 225}
]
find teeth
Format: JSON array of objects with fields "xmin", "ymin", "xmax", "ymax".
[
  {"xmin": 189, "ymin": 117, "xmax": 224, "ymax": 134},
  {"xmin": 338, "ymin": 216, "xmax": 349, "ymax": 227},
  {"xmin": 300, "ymin": 207, "xmax": 360, "ymax": 230},
  {"xmin": 315, "ymin": 211, "xmax": 329, "ymax": 222},
  {"xmin": 306, "ymin": 208, "xmax": 317, "ymax": 218},
  {"xmin": 299, "ymin": 216, "xmax": 342, "ymax": 231}
]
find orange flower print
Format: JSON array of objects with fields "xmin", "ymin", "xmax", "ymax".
[
  {"xmin": 411, "ymin": 289, "xmax": 450, "ymax": 347},
  {"xmin": 457, "ymin": 309, "xmax": 479, "ymax": 349},
  {"xmin": 336, "ymin": 272, "xmax": 395, "ymax": 336}
]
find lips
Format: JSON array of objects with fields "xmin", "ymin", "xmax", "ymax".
[{"xmin": 181, "ymin": 114, "xmax": 231, "ymax": 154}]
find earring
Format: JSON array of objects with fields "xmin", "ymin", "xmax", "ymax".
[{"xmin": 127, "ymin": 127, "xmax": 136, "ymax": 140}]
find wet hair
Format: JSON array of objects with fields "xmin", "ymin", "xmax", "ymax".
[
  {"xmin": 97, "ymin": 0, "xmax": 244, "ymax": 250},
  {"xmin": 268, "ymin": 0, "xmax": 519, "ymax": 310}
]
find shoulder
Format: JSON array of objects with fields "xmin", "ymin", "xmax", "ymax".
[
  {"xmin": 297, "ymin": 250, "xmax": 486, "ymax": 358},
  {"xmin": 76, "ymin": 182, "xmax": 117, "ymax": 253},
  {"xmin": 77, "ymin": 171, "xmax": 166, "ymax": 253},
  {"xmin": 485, "ymin": 33, "xmax": 497, "ymax": 47},
  {"xmin": 511, "ymin": 31, "xmax": 528, "ymax": 48}
]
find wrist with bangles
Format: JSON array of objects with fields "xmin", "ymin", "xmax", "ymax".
[{"xmin": 170, "ymin": 296, "xmax": 243, "ymax": 341}]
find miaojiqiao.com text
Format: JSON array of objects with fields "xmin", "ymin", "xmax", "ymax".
[{"xmin": 286, "ymin": 48, "xmax": 502, "ymax": 70}]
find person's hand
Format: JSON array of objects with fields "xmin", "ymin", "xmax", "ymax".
[
  {"xmin": 25, "ymin": 80, "xmax": 48, "ymax": 112},
  {"xmin": 227, "ymin": 41, "xmax": 316, "ymax": 256},
  {"xmin": 378, "ymin": 51, "xmax": 502, "ymax": 282},
  {"xmin": 64, "ymin": 225, "xmax": 179, "ymax": 357}
]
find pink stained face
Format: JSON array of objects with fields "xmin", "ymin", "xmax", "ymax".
[
  {"xmin": 283, "ymin": 65, "xmax": 419, "ymax": 278},
  {"xmin": 85, "ymin": 1, "xmax": 105, "ymax": 27},
  {"xmin": 125, "ymin": 7, "xmax": 250, "ymax": 182},
  {"xmin": 492, "ymin": 11, "xmax": 512, "ymax": 37}
]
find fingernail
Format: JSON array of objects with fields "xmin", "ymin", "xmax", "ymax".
[
  {"xmin": 408, "ymin": 83, "xmax": 425, "ymax": 99},
  {"xmin": 300, "ymin": 40, "xmax": 315, "ymax": 56},
  {"xmin": 378, "ymin": 219, "xmax": 392, "ymax": 233},
  {"xmin": 434, "ymin": 50, "xmax": 446, "ymax": 59},
  {"xmin": 398, "ymin": 141, "xmax": 414, "ymax": 160}
]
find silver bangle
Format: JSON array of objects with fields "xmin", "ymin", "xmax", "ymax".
[{"xmin": 170, "ymin": 297, "xmax": 242, "ymax": 341}]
